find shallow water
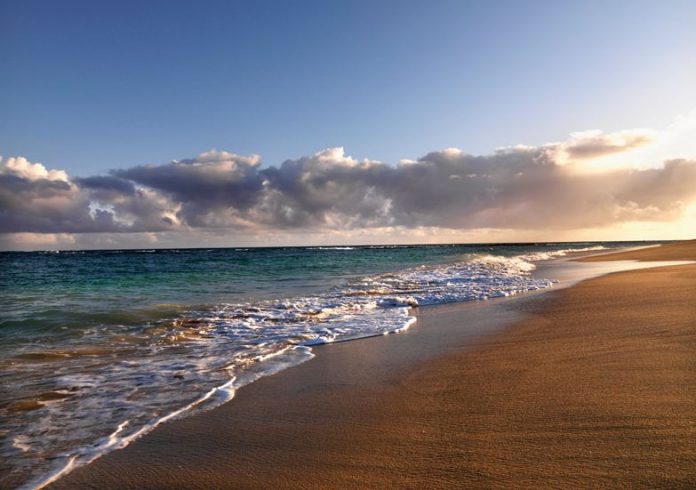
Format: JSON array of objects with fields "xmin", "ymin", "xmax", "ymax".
[{"xmin": 0, "ymin": 242, "xmax": 649, "ymax": 488}]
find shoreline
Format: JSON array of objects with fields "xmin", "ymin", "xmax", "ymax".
[{"xmin": 48, "ymin": 242, "xmax": 696, "ymax": 488}]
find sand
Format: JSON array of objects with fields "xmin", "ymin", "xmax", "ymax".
[
  {"xmin": 580, "ymin": 239, "xmax": 696, "ymax": 262},
  {"xmin": 49, "ymin": 241, "xmax": 696, "ymax": 489}
]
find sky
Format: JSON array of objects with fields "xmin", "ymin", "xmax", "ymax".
[{"xmin": 1, "ymin": 0, "xmax": 696, "ymax": 250}]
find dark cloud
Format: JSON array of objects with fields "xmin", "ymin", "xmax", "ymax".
[
  {"xmin": 75, "ymin": 176, "xmax": 136, "ymax": 196},
  {"xmin": 112, "ymin": 151, "xmax": 264, "ymax": 209},
  {"xmin": 0, "ymin": 172, "xmax": 115, "ymax": 233},
  {"xmin": 258, "ymin": 148, "xmax": 393, "ymax": 227},
  {"xmin": 0, "ymin": 157, "xmax": 176, "ymax": 234},
  {"xmin": 559, "ymin": 129, "xmax": 656, "ymax": 159}
]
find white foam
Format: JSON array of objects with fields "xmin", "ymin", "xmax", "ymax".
[
  {"xmin": 387, "ymin": 314, "xmax": 417, "ymax": 334},
  {"xmin": 7, "ymin": 250, "xmax": 565, "ymax": 489},
  {"xmin": 24, "ymin": 345, "xmax": 316, "ymax": 490},
  {"xmin": 306, "ymin": 246, "xmax": 356, "ymax": 250},
  {"xmin": 12, "ymin": 436, "xmax": 31, "ymax": 453},
  {"xmin": 515, "ymin": 245, "xmax": 606, "ymax": 262}
]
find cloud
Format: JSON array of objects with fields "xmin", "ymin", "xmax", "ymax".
[
  {"xmin": 0, "ymin": 156, "xmax": 179, "ymax": 234},
  {"xmin": 75, "ymin": 176, "xmax": 136, "ymax": 196},
  {"xmin": 557, "ymin": 129, "xmax": 656, "ymax": 160},
  {"xmin": 1, "ymin": 126, "xmax": 696, "ymax": 249},
  {"xmin": 495, "ymin": 128, "xmax": 658, "ymax": 167},
  {"xmin": 0, "ymin": 156, "xmax": 69, "ymax": 181},
  {"xmin": 252, "ymin": 145, "xmax": 696, "ymax": 230},
  {"xmin": 258, "ymin": 148, "xmax": 392, "ymax": 228},
  {"xmin": 112, "ymin": 150, "xmax": 263, "ymax": 208},
  {"xmin": 111, "ymin": 150, "xmax": 265, "ymax": 228}
]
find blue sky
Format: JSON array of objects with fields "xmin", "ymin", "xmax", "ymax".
[
  {"xmin": 2, "ymin": 0, "xmax": 696, "ymax": 250},
  {"xmin": 3, "ymin": 0, "xmax": 695, "ymax": 176}
]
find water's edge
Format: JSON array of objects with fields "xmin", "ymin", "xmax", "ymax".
[{"xmin": 28, "ymin": 247, "xmax": 691, "ymax": 489}]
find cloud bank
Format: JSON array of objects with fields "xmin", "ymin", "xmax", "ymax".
[{"xmin": 2, "ymin": 127, "xmax": 696, "ymax": 249}]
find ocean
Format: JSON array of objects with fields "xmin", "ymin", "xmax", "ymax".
[{"xmin": 0, "ymin": 242, "xmax": 647, "ymax": 488}]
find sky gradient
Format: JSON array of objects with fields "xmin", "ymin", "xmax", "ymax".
[{"xmin": 2, "ymin": 0, "xmax": 696, "ymax": 250}]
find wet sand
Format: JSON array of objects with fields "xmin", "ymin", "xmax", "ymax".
[{"xmin": 50, "ymin": 241, "xmax": 696, "ymax": 489}]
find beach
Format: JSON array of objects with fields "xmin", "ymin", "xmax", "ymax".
[{"xmin": 48, "ymin": 241, "xmax": 696, "ymax": 489}]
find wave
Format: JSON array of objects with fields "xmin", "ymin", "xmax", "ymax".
[
  {"xmin": 515, "ymin": 245, "xmax": 606, "ymax": 262},
  {"xmin": 5, "ymin": 251, "xmax": 560, "ymax": 489},
  {"xmin": 24, "ymin": 346, "xmax": 314, "ymax": 490},
  {"xmin": 305, "ymin": 246, "xmax": 356, "ymax": 250}
]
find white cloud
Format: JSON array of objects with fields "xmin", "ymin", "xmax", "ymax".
[{"xmin": 0, "ymin": 156, "xmax": 69, "ymax": 181}]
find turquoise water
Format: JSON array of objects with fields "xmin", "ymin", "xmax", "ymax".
[
  {"xmin": 0, "ymin": 242, "xmax": 648, "ymax": 488},
  {"xmin": 2, "ymin": 246, "xmax": 487, "ymax": 334}
]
